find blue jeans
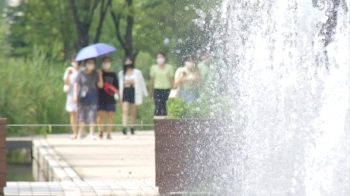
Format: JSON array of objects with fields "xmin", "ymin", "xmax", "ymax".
[{"xmin": 179, "ymin": 89, "xmax": 197, "ymax": 104}]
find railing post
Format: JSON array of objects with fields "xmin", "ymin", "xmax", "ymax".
[{"xmin": 0, "ymin": 118, "xmax": 7, "ymax": 194}]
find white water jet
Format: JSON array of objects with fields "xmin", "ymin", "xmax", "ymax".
[{"xmin": 206, "ymin": 0, "xmax": 349, "ymax": 195}]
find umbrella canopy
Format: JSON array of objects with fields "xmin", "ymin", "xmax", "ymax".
[{"xmin": 75, "ymin": 43, "xmax": 116, "ymax": 61}]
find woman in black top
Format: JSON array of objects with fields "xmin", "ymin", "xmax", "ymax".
[{"xmin": 97, "ymin": 57, "xmax": 119, "ymax": 139}]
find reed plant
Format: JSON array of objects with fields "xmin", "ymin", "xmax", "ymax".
[
  {"xmin": 0, "ymin": 52, "xmax": 154, "ymax": 136},
  {"xmin": 0, "ymin": 52, "xmax": 69, "ymax": 136}
]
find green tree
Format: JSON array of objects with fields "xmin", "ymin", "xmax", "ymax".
[
  {"xmin": 5, "ymin": 0, "xmax": 76, "ymax": 59},
  {"xmin": 5, "ymin": 0, "xmax": 219, "ymax": 62},
  {"xmin": 68, "ymin": 0, "xmax": 111, "ymax": 48}
]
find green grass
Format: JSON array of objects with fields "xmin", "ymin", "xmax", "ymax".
[
  {"xmin": 0, "ymin": 55, "xmax": 155, "ymax": 136},
  {"xmin": 0, "ymin": 54, "xmax": 69, "ymax": 136}
]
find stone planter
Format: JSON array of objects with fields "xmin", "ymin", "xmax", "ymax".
[
  {"xmin": 154, "ymin": 118, "xmax": 224, "ymax": 194},
  {"xmin": 0, "ymin": 118, "xmax": 7, "ymax": 194}
]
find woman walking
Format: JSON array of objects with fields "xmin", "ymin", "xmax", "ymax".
[
  {"xmin": 118, "ymin": 57, "xmax": 148, "ymax": 135},
  {"xmin": 74, "ymin": 58, "xmax": 103, "ymax": 140},
  {"xmin": 174, "ymin": 56, "xmax": 200, "ymax": 104},
  {"xmin": 63, "ymin": 55, "xmax": 82, "ymax": 139},
  {"xmin": 97, "ymin": 57, "xmax": 119, "ymax": 139},
  {"xmin": 149, "ymin": 52, "xmax": 174, "ymax": 116}
]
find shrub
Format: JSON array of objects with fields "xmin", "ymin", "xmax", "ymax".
[
  {"xmin": 167, "ymin": 96, "xmax": 216, "ymax": 119},
  {"xmin": 166, "ymin": 92, "xmax": 233, "ymax": 119},
  {"xmin": 166, "ymin": 98, "xmax": 189, "ymax": 118}
]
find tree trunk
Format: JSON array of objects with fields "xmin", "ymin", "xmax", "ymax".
[
  {"xmin": 68, "ymin": 0, "xmax": 100, "ymax": 49},
  {"xmin": 124, "ymin": 15, "xmax": 134, "ymax": 57},
  {"xmin": 93, "ymin": 0, "xmax": 112, "ymax": 43},
  {"xmin": 124, "ymin": 0, "xmax": 134, "ymax": 57},
  {"xmin": 111, "ymin": 0, "xmax": 138, "ymax": 60},
  {"xmin": 79, "ymin": 24, "xmax": 90, "ymax": 48}
]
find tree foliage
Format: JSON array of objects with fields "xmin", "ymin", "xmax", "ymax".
[{"xmin": 4, "ymin": 0, "xmax": 216, "ymax": 62}]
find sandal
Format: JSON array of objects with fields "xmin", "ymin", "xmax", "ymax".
[
  {"xmin": 70, "ymin": 135, "xmax": 77, "ymax": 140},
  {"xmin": 98, "ymin": 131, "xmax": 103, "ymax": 139},
  {"xmin": 107, "ymin": 134, "xmax": 112, "ymax": 140},
  {"xmin": 122, "ymin": 128, "xmax": 127, "ymax": 135}
]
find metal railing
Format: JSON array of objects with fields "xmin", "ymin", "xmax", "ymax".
[
  {"xmin": 6, "ymin": 124, "xmax": 155, "ymax": 136},
  {"xmin": 6, "ymin": 124, "xmax": 154, "ymax": 127}
]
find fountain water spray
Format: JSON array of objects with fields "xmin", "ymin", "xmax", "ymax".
[{"xmin": 200, "ymin": 0, "xmax": 349, "ymax": 195}]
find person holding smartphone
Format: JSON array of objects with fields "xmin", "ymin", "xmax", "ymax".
[{"xmin": 174, "ymin": 56, "xmax": 200, "ymax": 104}]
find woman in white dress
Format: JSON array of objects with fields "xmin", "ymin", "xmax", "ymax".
[
  {"xmin": 118, "ymin": 57, "xmax": 148, "ymax": 135},
  {"xmin": 63, "ymin": 55, "xmax": 82, "ymax": 139}
]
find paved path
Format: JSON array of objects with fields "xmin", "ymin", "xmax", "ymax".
[
  {"xmin": 4, "ymin": 131, "xmax": 159, "ymax": 196},
  {"xmin": 45, "ymin": 132, "xmax": 156, "ymax": 181},
  {"xmin": 5, "ymin": 181, "xmax": 158, "ymax": 196}
]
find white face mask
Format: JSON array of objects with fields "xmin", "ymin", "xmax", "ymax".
[
  {"xmin": 157, "ymin": 58, "xmax": 165, "ymax": 65},
  {"xmin": 71, "ymin": 62, "xmax": 78, "ymax": 68},
  {"xmin": 185, "ymin": 61, "xmax": 194, "ymax": 68},
  {"xmin": 86, "ymin": 63, "xmax": 95, "ymax": 70},
  {"xmin": 102, "ymin": 62, "xmax": 111, "ymax": 70}
]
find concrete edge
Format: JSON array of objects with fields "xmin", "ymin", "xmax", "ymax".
[{"xmin": 32, "ymin": 139, "xmax": 83, "ymax": 182}]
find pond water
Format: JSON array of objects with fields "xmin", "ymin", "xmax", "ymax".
[
  {"xmin": 7, "ymin": 163, "xmax": 35, "ymax": 181},
  {"xmin": 7, "ymin": 149, "xmax": 36, "ymax": 182}
]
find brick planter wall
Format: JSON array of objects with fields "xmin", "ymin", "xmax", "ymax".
[
  {"xmin": 0, "ymin": 118, "xmax": 7, "ymax": 194},
  {"xmin": 154, "ymin": 118, "xmax": 223, "ymax": 194}
]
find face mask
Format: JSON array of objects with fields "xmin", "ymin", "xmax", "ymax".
[
  {"xmin": 124, "ymin": 64, "xmax": 133, "ymax": 69},
  {"xmin": 185, "ymin": 61, "xmax": 194, "ymax": 68},
  {"xmin": 157, "ymin": 58, "xmax": 165, "ymax": 65},
  {"xmin": 71, "ymin": 62, "xmax": 78, "ymax": 67},
  {"xmin": 102, "ymin": 62, "xmax": 111, "ymax": 70},
  {"xmin": 86, "ymin": 63, "xmax": 95, "ymax": 70}
]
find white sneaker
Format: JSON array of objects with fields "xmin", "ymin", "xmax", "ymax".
[
  {"xmin": 77, "ymin": 130, "xmax": 87, "ymax": 140},
  {"xmin": 89, "ymin": 135, "xmax": 96, "ymax": 140}
]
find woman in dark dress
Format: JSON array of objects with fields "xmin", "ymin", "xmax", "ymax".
[{"xmin": 97, "ymin": 57, "xmax": 119, "ymax": 139}]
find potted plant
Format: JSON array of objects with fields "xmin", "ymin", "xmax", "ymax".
[{"xmin": 154, "ymin": 97, "xmax": 227, "ymax": 194}]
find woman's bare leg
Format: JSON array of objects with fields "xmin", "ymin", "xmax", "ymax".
[
  {"xmin": 70, "ymin": 112, "xmax": 78, "ymax": 138},
  {"xmin": 97, "ymin": 111, "xmax": 105, "ymax": 138},
  {"xmin": 122, "ymin": 102, "xmax": 129, "ymax": 134},
  {"xmin": 89, "ymin": 123, "xmax": 96, "ymax": 139},
  {"xmin": 122, "ymin": 102, "xmax": 129, "ymax": 127},
  {"xmin": 79, "ymin": 122, "xmax": 85, "ymax": 139},
  {"xmin": 130, "ymin": 104, "xmax": 137, "ymax": 135},
  {"xmin": 107, "ymin": 112, "xmax": 114, "ymax": 135}
]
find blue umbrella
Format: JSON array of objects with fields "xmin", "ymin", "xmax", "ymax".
[{"xmin": 75, "ymin": 43, "xmax": 117, "ymax": 61}]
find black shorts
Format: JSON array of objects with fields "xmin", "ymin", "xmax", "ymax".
[
  {"xmin": 123, "ymin": 87, "xmax": 135, "ymax": 103},
  {"xmin": 98, "ymin": 104, "xmax": 116, "ymax": 112}
]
